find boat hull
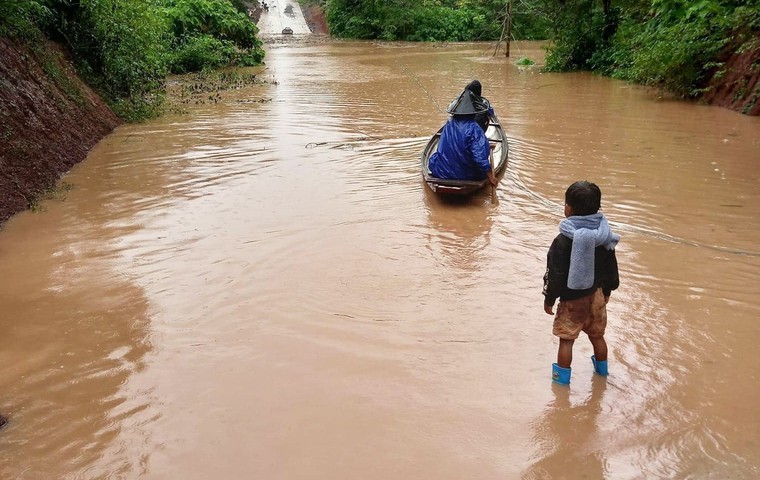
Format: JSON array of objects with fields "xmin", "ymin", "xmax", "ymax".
[{"xmin": 421, "ymin": 113, "xmax": 509, "ymax": 196}]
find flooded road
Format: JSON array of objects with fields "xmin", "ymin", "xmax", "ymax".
[
  {"xmin": 1, "ymin": 40, "xmax": 759, "ymax": 479},
  {"xmin": 256, "ymin": 0, "xmax": 311, "ymax": 35}
]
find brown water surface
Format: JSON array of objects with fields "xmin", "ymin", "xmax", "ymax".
[{"xmin": 1, "ymin": 40, "xmax": 759, "ymax": 479}]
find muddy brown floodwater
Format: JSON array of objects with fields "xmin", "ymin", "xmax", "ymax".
[{"xmin": 1, "ymin": 40, "xmax": 759, "ymax": 479}]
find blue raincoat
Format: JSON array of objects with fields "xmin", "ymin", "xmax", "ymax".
[{"xmin": 428, "ymin": 117, "xmax": 491, "ymax": 181}]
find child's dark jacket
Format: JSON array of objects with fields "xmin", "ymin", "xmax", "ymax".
[{"xmin": 543, "ymin": 234, "xmax": 619, "ymax": 307}]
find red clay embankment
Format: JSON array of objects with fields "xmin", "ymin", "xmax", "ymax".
[
  {"xmin": 0, "ymin": 37, "xmax": 120, "ymax": 227},
  {"xmin": 701, "ymin": 29, "xmax": 760, "ymax": 115}
]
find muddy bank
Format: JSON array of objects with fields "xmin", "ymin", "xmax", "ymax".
[
  {"xmin": 0, "ymin": 37, "xmax": 120, "ymax": 228},
  {"xmin": 702, "ymin": 29, "xmax": 760, "ymax": 115}
]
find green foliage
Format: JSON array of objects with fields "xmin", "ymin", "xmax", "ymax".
[
  {"xmin": 38, "ymin": 0, "xmax": 170, "ymax": 117},
  {"xmin": 171, "ymin": 35, "xmax": 231, "ymax": 73},
  {"xmin": 85, "ymin": 0, "xmax": 169, "ymax": 98},
  {"xmin": 516, "ymin": 57, "xmax": 535, "ymax": 66},
  {"xmin": 544, "ymin": 0, "xmax": 756, "ymax": 100},
  {"xmin": 326, "ymin": 0, "xmax": 546, "ymax": 42},
  {"xmin": 163, "ymin": 0, "xmax": 260, "ymax": 49},
  {"xmin": 1, "ymin": 0, "xmax": 266, "ymax": 120},
  {"xmin": 162, "ymin": 0, "xmax": 264, "ymax": 73},
  {"xmin": 512, "ymin": 4, "xmax": 553, "ymax": 40},
  {"xmin": 0, "ymin": 0, "xmax": 50, "ymax": 39},
  {"xmin": 601, "ymin": 15, "xmax": 727, "ymax": 97},
  {"xmin": 544, "ymin": 0, "xmax": 619, "ymax": 72},
  {"xmin": 171, "ymin": 34, "xmax": 239, "ymax": 72}
]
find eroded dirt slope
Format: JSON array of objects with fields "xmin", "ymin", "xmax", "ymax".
[
  {"xmin": 702, "ymin": 30, "xmax": 760, "ymax": 115},
  {"xmin": 0, "ymin": 37, "xmax": 120, "ymax": 227}
]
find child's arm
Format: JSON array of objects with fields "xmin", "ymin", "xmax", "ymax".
[
  {"xmin": 543, "ymin": 236, "xmax": 569, "ymax": 313},
  {"xmin": 601, "ymin": 249, "xmax": 620, "ymax": 302}
]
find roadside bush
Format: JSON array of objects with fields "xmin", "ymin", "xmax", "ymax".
[
  {"xmin": 85, "ymin": 0, "xmax": 169, "ymax": 98},
  {"xmin": 592, "ymin": 1, "xmax": 737, "ymax": 97},
  {"xmin": 607, "ymin": 18, "xmax": 726, "ymax": 97},
  {"xmin": 163, "ymin": 0, "xmax": 262, "ymax": 49},
  {"xmin": 2, "ymin": 0, "xmax": 266, "ymax": 120},
  {"xmin": 170, "ymin": 34, "xmax": 236, "ymax": 73},
  {"xmin": 162, "ymin": 0, "xmax": 264, "ymax": 72},
  {"xmin": 327, "ymin": 0, "xmax": 505, "ymax": 41},
  {"xmin": 0, "ymin": 0, "xmax": 49, "ymax": 39},
  {"xmin": 326, "ymin": 0, "xmax": 549, "ymax": 41},
  {"xmin": 544, "ymin": 0, "xmax": 618, "ymax": 72},
  {"xmin": 405, "ymin": 7, "xmax": 488, "ymax": 42},
  {"xmin": 38, "ymin": 0, "xmax": 168, "ymax": 111},
  {"xmin": 545, "ymin": 0, "xmax": 758, "ymax": 100}
]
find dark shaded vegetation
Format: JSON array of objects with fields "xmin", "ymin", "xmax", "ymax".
[
  {"xmin": 544, "ymin": 0, "xmax": 760, "ymax": 107},
  {"xmin": 0, "ymin": 0, "xmax": 265, "ymax": 121},
  {"xmin": 325, "ymin": 0, "xmax": 549, "ymax": 42}
]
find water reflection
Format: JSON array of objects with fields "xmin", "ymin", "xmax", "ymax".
[
  {"xmin": 523, "ymin": 379, "xmax": 609, "ymax": 479},
  {"xmin": 0, "ymin": 234, "xmax": 153, "ymax": 478},
  {"xmin": 423, "ymin": 187, "xmax": 495, "ymax": 273}
]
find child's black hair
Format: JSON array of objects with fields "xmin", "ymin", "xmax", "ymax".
[{"xmin": 565, "ymin": 181, "xmax": 601, "ymax": 216}]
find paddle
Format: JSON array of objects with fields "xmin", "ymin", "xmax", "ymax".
[{"xmin": 488, "ymin": 143, "xmax": 497, "ymax": 205}]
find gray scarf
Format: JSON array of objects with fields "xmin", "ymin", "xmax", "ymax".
[{"xmin": 559, "ymin": 213, "xmax": 619, "ymax": 290}]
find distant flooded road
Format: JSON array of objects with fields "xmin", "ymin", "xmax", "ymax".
[
  {"xmin": 256, "ymin": 0, "xmax": 310, "ymax": 35},
  {"xmin": 0, "ymin": 40, "xmax": 759, "ymax": 479}
]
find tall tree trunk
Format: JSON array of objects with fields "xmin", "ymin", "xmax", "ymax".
[
  {"xmin": 602, "ymin": 0, "xmax": 611, "ymax": 16},
  {"xmin": 505, "ymin": 0, "xmax": 513, "ymax": 58}
]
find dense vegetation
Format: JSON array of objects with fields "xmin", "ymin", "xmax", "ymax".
[
  {"xmin": 324, "ymin": 0, "xmax": 759, "ymax": 106},
  {"xmin": 325, "ymin": 0, "xmax": 549, "ymax": 41},
  {"xmin": 0, "ymin": 0, "xmax": 265, "ymax": 120},
  {"xmin": 543, "ymin": 0, "xmax": 760, "ymax": 100}
]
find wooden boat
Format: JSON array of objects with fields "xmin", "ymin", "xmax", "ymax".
[{"xmin": 421, "ymin": 113, "xmax": 509, "ymax": 195}]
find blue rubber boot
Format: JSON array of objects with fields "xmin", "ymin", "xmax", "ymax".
[
  {"xmin": 591, "ymin": 355, "xmax": 608, "ymax": 376},
  {"xmin": 552, "ymin": 363, "xmax": 571, "ymax": 385}
]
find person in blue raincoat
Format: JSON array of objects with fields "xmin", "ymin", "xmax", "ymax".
[{"xmin": 428, "ymin": 82, "xmax": 497, "ymax": 185}]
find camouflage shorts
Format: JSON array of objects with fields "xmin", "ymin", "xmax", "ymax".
[{"xmin": 552, "ymin": 288, "xmax": 607, "ymax": 340}]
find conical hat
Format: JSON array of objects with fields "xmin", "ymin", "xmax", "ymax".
[
  {"xmin": 465, "ymin": 80, "xmax": 482, "ymax": 97},
  {"xmin": 446, "ymin": 90, "xmax": 488, "ymax": 116}
]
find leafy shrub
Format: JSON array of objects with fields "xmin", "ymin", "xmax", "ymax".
[
  {"xmin": 163, "ymin": 0, "xmax": 262, "ymax": 49},
  {"xmin": 1, "ymin": 0, "xmax": 266, "ymax": 120},
  {"xmin": 37, "ymin": 0, "xmax": 168, "ymax": 105},
  {"xmin": 162, "ymin": 0, "xmax": 264, "ymax": 73},
  {"xmin": 326, "ymin": 0, "xmax": 512, "ymax": 42},
  {"xmin": 590, "ymin": 1, "xmax": 735, "ymax": 97},
  {"xmin": 543, "ymin": 0, "xmax": 758, "ymax": 100},
  {"xmin": 544, "ymin": 0, "xmax": 618, "ymax": 72},
  {"xmin": 609, "ymin": 19, "xmax": 725, "ymax": 97},
  {"xmin": 170, "ymin": 34, "xmax": 236, "ymax": 73},
  {"xmin": 0, "ymin": 0, "xmax": 49, "ymax": 39}
]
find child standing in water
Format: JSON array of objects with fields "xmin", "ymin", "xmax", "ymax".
[{"xmin": 543, "ymin": 181, "xmax": 620, "ymax": 385}]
